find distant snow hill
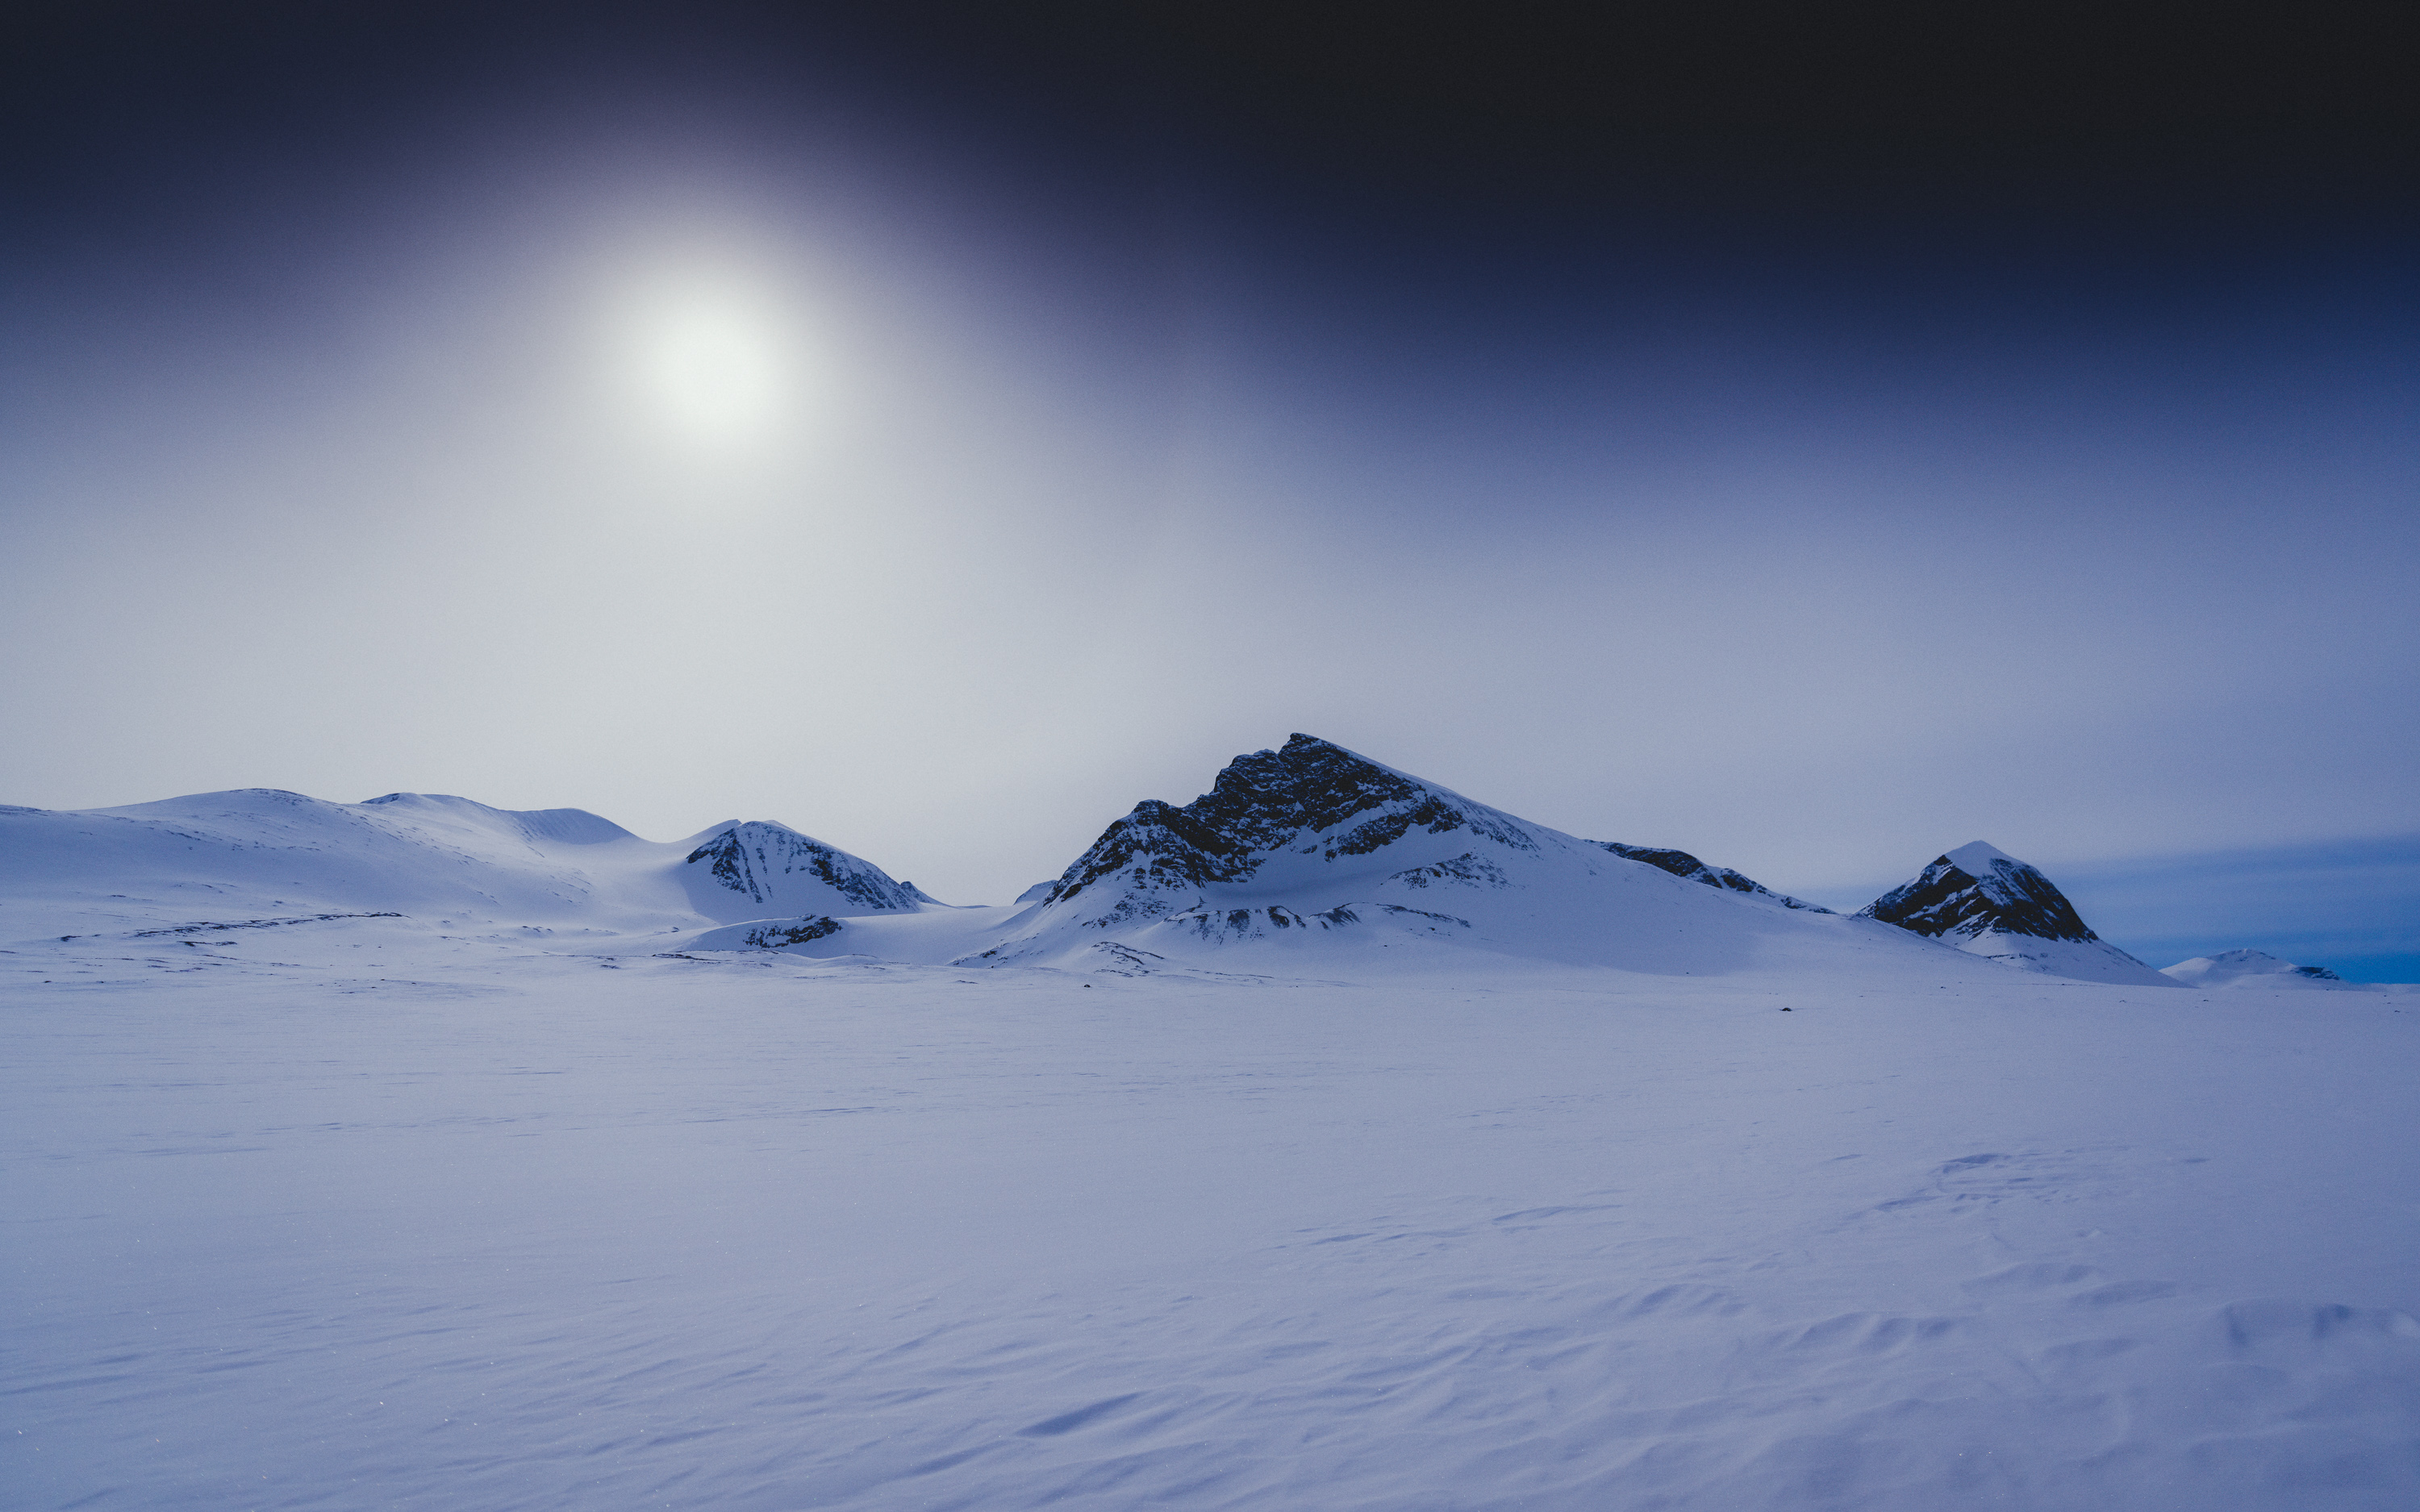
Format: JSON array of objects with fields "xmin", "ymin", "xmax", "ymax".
[
  {"xmin": 2163, "ymin": 948, "xmax": 2349, "ymax": 989},
  {"xmin": 0, "ymin": 789, "xmax": 926, "ymax": 941},
  {"xmin": 949, "ymin": 735, "xmax": 1986, "ymax": 981},
  {"xmin": 1858, "ymin": 840, "xmax": 2180, "ymax": 987}
]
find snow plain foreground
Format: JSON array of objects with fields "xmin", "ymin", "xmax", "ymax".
[{"xmin": 8, "ymin": 916, "xmax": 2418, "ymax": 1511}]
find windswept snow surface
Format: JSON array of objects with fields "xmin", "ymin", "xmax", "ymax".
[{"xmin": 6, "ymin": 922, "xmax": 2418, "ymax": 1512}]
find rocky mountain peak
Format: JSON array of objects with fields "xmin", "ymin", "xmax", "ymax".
[
  {"xmin": 1043, "ymin": 735, "xmax": 1535, "ymax": 917},
  {"xmin": 1860, "ymin": 843, "xmax": 2099, "ymax": 943},
  {"xmin": 683, "ymin": 821, "xmax": 920, "ymax": 914},
  {"xmin": 1183, "ymin": 735, "xmax": 1428, "ymax": 853},
  {"xmin": 1041, "ymin": 800, "xmax": 1254, "ymax": 913}
]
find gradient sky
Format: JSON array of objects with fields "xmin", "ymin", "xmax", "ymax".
[{"xmin": 6, "ymin": 3, "xmax": 2416, "ymax": 973}]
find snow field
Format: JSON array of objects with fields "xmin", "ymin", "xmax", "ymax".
[{"xmin": 6, "ymin": 923, "xmax": 2418, "ymax": 1510}]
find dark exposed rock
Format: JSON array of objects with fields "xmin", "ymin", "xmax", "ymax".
[
  {"xmin": 1860, "ymin": 844, "xmax": 2097, "ymax": 943},
  {"xmin": 1388, "ymin": 852, "xmax": 1512, "ymax": 889},
  {"xmin": 741, "ymin": 916, "xmax": 843, "ymax": 948},
  {"xmin": 1046, "ymin": 799, "xmax": 1254, "ymax": 907},
  {"xmin": 131, "ymin": 911, "xmax": 403, "ymax": 937},
  {"xmin": 1375, "ymin": 903, "xmax": 1471, "ymax": 928},
  {"xmin": 1595, "ymin": 842, "xmax": 1827, "ymax": 911},
  {"xmin": 684, "ymin": 823, "xmax": 918, "ymax": 911},
  {"xmin": 1045, "ymin": 735, "xmax": 1535, "ymax": 914},
  {"xmin": 1159, "ymin": 898, "xmax": 1471, "ymax": 944},
  {"xmin": 1185, "ymin": 738, "xmax": 1428, "ymax": 853}
]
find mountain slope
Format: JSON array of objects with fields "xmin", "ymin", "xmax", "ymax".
[
  {"xmin": 958, "ymin": 735, "xmax": 1967, "ymax": 978},
  {"xmin": 674, "ymin": 820, "xmax": 925, "ymax": 920},
  {"xmin": 0, "ymin": 789, "xmax": 924, "ymax": 939},
  {"xmin": 1861, "ymin": 841, "xmax": 2177, "ymax": 986}
]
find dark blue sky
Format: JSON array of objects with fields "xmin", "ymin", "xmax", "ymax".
[{"xmin": 5, "ymin": 2, "xmax": 2415, "ymax": 973}]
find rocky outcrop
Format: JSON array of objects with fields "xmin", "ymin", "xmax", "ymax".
[
  {"xmin": 1860, "ymin": 841, "xmax": 2176, "ymax": 986},
  {"xmin": 741, "ymin": 916, "xmax": 844, "ymax": 948},
  {"xmin": 1862, "ymin": 841, "xmax": 2099, "ymax": 942},
  {"xmin": 1595, "ymin": 842, "xmax": 1827, "ymax": 910},
  {"xmin": 973, "ymin": 734, "xmax": 1848, "ymax": 971},
  {"xmin": 682, "ymin": 822, "xmax": 920, "ymax": 914},
  {"xmin": 1040, "ymin": 735, "xmax": 1540, "ymax": 926}
]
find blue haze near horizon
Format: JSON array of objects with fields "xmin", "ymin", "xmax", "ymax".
[
  {"xmin": 2061, "ymin": 837, "xmax": 2420, "ymax": 986},
  {"xmin": 2, "ymin": 4, "xmax": 2415, "ymax": 965},
  {"xmin": 1800, "ymin": 837, "xmax": 2420, "ymax": 985}
]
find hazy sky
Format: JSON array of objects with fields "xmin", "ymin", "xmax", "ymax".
[{"xmin": 6, "ymin": 4, "xmax": 2416, "ymax": 968}]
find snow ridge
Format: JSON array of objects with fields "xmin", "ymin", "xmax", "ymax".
[
  {"xmin": 1594, "ymin": 842, "xmax": 1829, "ymax": 911},
  {"xmin": 361, "ymin": 793, "xmax": 636, "ymax": 846}
]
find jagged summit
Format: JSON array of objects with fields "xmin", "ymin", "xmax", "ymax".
[
  {"xmin": 1041, "ymin": 735, "xmax": 1535, "ymax": 924},
  {"xmin": 964, "ymin": 735, "xmax": 1912, "ymax": 974},
  {"xmin": 1863, "ymin": 842, "xmax": 2101, "ymax": 943},
  {"xmin": 1165, "ymin": 735, "xmax": 1525, "ymax": 862},
  {"xmin": 1861, "ymin": 843, "xmax": 2175, "ymax": 986}
]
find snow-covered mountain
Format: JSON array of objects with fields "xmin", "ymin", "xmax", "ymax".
[
  {"xmin": 0, "ymin": 789, "xmax": 926, "ymax": 939},
  {"xmin": 2163, "ymin": 948, "xmax": 2347, "ymax": 988},
  {"xmin": 1860, "ymin": 840, "xmax": 2178, "ymax": 986},
  {"xmin": 950, "ymin": 735, "xmax": 1941, "ymax": 977},
  {"xmin": 13, "ymin": 757, "xmax": 2347, "ymax": 993},
  {"xmin": 674, "ymin": 819, "xmax": 925, "ymax": 920}
]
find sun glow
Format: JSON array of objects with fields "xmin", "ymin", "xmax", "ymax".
[{"xmin": 611, "ymin": 263, "xmax": 812, "ymax": 450}]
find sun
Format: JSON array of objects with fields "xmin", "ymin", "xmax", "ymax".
[{"xmin": 612, "ymin": 264, "xmax": 810, "ymax": 450}]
